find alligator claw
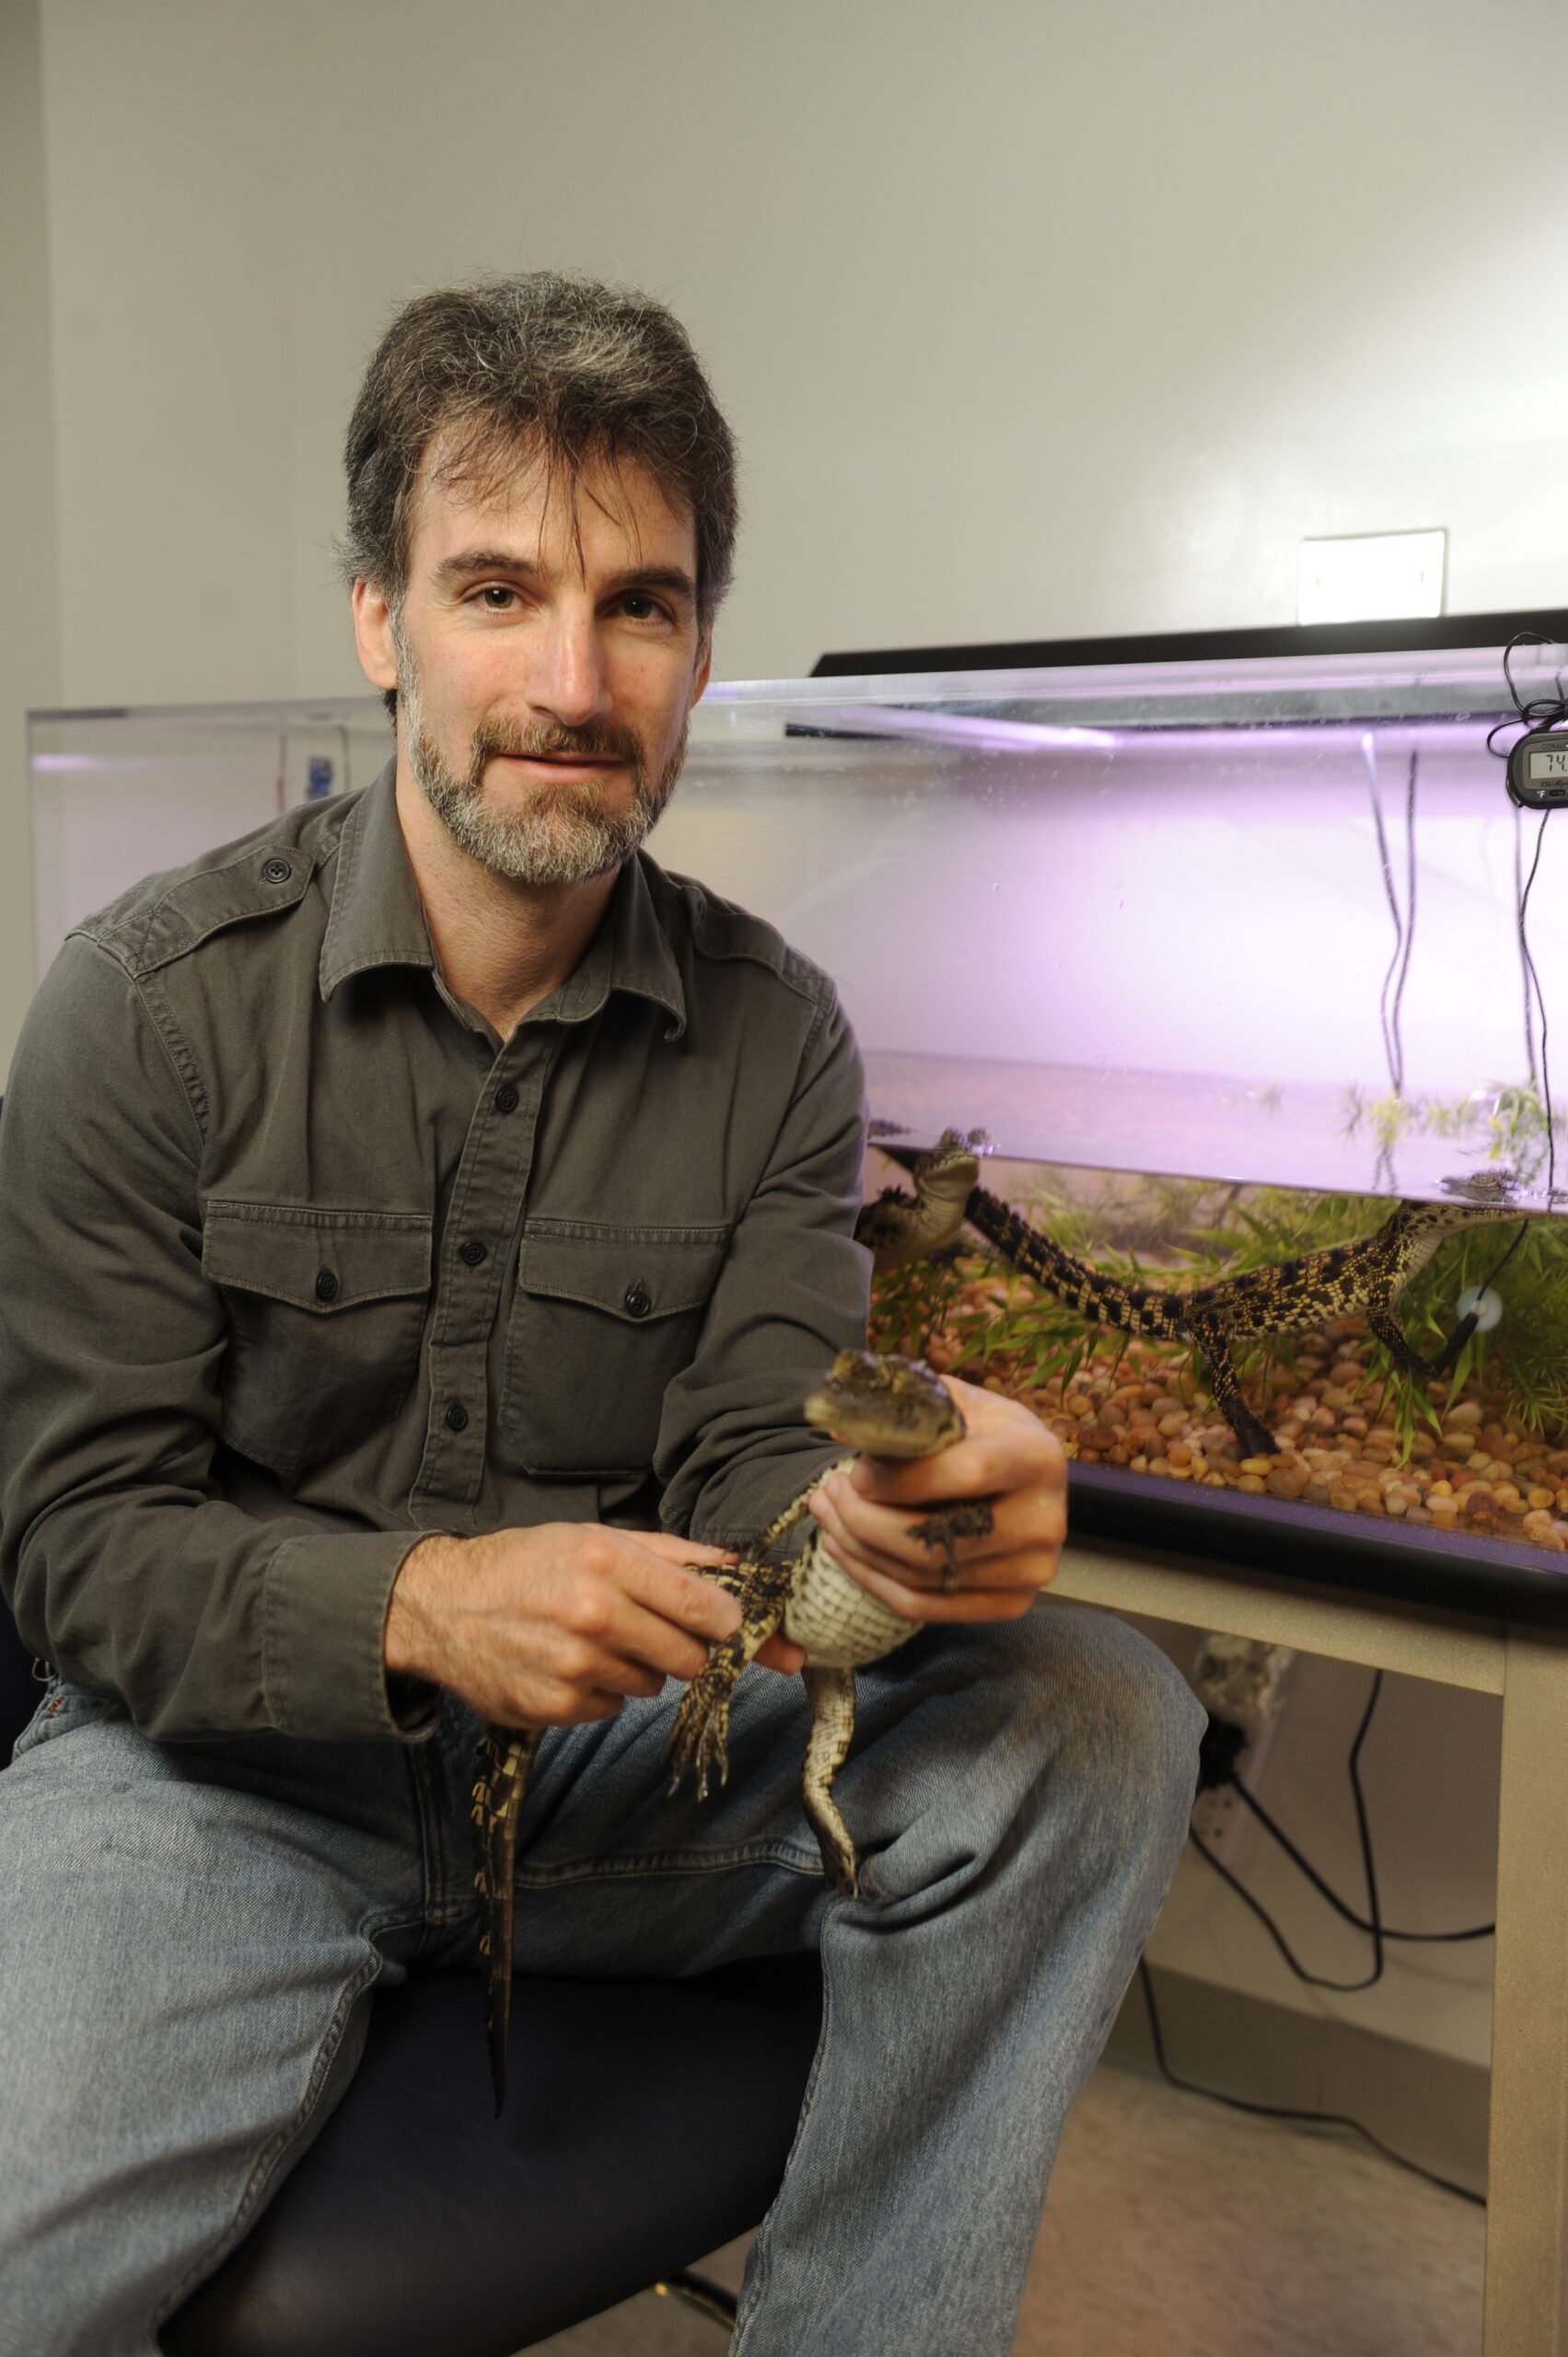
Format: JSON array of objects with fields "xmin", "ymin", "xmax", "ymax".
[{"xmin": 667, "ymin": 1657, "xmax": 738, "ymax": 1799}]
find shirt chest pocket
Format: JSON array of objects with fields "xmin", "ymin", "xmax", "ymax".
[
  {"xmin": 202, "ymin": 1202, "xmax": 433, "ymax": 1480},
  {"xmin": 504, "ymin": 1222, "xmax": 732, "ymax": 1476}
]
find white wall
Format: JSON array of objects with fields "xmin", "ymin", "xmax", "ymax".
[
  {"xmin": 32, "ymin": 0, "xmax": 1568, "ymax": 738},
  {"xmin": 18, "ymin": 0, "xmax": 1568, "ymax": 2075}
]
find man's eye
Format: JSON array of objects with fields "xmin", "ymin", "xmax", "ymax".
[
  {"xmin": 479, "ymin": 585, "xmax": 515, "ymax": 610},
  {"xmin": 622, "ymin": 595, "xmax": 665, "ymax": 621}
]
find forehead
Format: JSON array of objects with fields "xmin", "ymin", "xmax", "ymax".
[{"xmin": 406, "ymin": 431, "xmax": 696, "ymax": 575}]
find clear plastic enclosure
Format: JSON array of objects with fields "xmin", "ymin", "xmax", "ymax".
[{"xmin": 29, "ymin": 633, "xmax": 1568, "ymax": 1608}]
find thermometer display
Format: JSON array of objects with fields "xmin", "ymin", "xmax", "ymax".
[{"xmin": 1508, "ymin": 730, "xmax": 1568, "ymax": 808}]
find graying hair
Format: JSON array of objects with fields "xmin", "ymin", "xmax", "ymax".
[{"xmin": 341, "ymin": 272, "xmax": 739, "ymax": 653}]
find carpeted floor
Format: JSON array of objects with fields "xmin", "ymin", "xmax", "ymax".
[{"xmin": 527, "ymin": 2060, "xmax": 1485, "ymax": 2355}]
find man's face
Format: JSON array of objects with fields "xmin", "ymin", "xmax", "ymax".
[{"xmin": 354, "ymin": 436, "xmax": 711, "ymax": 886}]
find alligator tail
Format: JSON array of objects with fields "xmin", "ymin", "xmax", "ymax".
[
  {"xmin": 964, "ymin": 1186, "xmax": 1189, "ymax": 1341},
  {"xmin": 472, "ymin": 1722, "xmax": 542, "ymax": 2116}
]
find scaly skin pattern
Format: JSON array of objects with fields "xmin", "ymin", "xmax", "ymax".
[
  {"xmin": 471, "ymin": 1721, "xmax": 542, "ymax": 2114},
  {"xmin": 665, "ymin": 1351, "xmax": 989, "ymax": 1895},
  {"xmin": 961, "ymin": 1184, "xmax": 1523, "ymax": 1460}
]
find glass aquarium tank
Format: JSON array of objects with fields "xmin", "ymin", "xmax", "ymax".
[{"xmin": 28, "ymin": 621, "xmax": 1568, "ymax": 1620}]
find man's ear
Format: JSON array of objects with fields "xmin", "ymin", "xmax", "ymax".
[
  {"xmin": 690, "ymin": 629, "xmax": 714, "ymax": 709},
  {"xmin": 352, "ymin": 577, "xmax": 400, "ymax": 694}
]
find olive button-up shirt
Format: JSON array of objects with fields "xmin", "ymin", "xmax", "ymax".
[{"xmin": 0, "ymin": 765, "xmax": 869, "ymax": 1744}]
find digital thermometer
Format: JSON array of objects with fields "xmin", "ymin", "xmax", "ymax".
[{"xmin": 1507, "ymin": 730, "xmax": 1568, "ymax": 809}]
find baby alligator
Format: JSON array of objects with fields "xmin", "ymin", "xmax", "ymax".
[
  {"xmin": 666, "ymin": 1350, "xmax": 992, "ymax": 1891},
  {"xmin": 472, "ymin": 1351, "xmax": 983, "ymax": 2113},
  {"xmin": 867, "ymin": 1133, "xmax": 1523, "ymax": 1460}
]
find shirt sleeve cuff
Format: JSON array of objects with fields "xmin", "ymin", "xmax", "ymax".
[
  {"xmin": 679, "ymin": 1442, "xmax": 849, "ymax": 1551},
  {"xmin": 261, "ymin": 1528, "xmax": 440, "ymax": 1741}
]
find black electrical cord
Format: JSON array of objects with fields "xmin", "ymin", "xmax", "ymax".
[
  {"xmin": 1363, "ymin": 738, "xmax": 1421, "ymax": 1100},
  {"xmin": 1458, "ymin": 804, "xmax": 1556, "ymax": 1320},
  {"xmin": 1439, "ymin": 632, "xmax": 1564, "ymax": 1333},
  {"xmin": 1370, "ymin": 750, "xmax": 1420, "ymax": 1098},
  {"xmin": 1188, "ymin": 1825, "xmax": 1383, "ymax": 1991},
  {"xmin": 1457, "ymin": 806, "xmax": 1555, "ymax": 1311},
  {"xmin": 1491, "ymin": 633, "xmax": 1562, "ymax": 1159},
  {"xmin": 1365, "ymin": 735, "xmax": 1407, "ymax": 1096},
  {"xmin": 1518, "ymin": 807, "xmax": 1556, "ymax": 1202},
  {"xmin": 1389, "ymin": 749, "xmax": 1419, "ymax": 1088},
  {"xmin": 1515, "ymin": 807, "xmax": 1538, "ymax": 1086},
  {"xmin": 1191, "ymin": 1672, "xmax": 1387, "ymax": 1992},
  {"xmin": 1227, "ymin": 1781, "xmax": 1494, "ymax": 1943},
  {"xmin": 1136, "ymin": 1959, "xmax": 1484, "ymax": 2206},
  {"xmin": 1193, "ymin": 1674, "xmax": 1496, "ymax": 1967},
  {"xmin": 1485, "ymin": 629, "xmax": 1568, "ymax": 756}
]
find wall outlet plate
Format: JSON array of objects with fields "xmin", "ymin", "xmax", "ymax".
[{"xmin": 1188, "ymin": 1634, "xmax": 1295, "ymax": 1872}]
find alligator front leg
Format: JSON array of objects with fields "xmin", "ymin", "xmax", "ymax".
[
  {"xmin": 666, "ymin": 1556, "xmax": 796, "ymax": 1802},
  {"xmin": 801, "ymin": 1663, "xmax": 860, "ymax": 1893},
  {"xmin": 1186, "ymin": 1316, "xmax": 1279, "ymax": 1461},
  {"xmin": 472, "ymin": 1721, "xmax": 542, "ymax": 2117}
]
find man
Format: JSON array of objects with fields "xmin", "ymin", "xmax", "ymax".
[{"xmin": 0, "ymin": 273, "xmax": 1202, "ymax": 2354}]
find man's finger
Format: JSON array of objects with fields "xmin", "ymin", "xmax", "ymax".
[
  {"xmin": 616, "ymin": 1550, "xmax": 746, "ymax": 1644},
  {"xmin": 564, "ymin": 1590, "xmax": 717, "ymax": 1685},
  {"xmin": 811, "ymin": 1470, "xmax": 1064, "ymax": 1581},
  {"xmin": 634, "ymin": 1530, "xmax": 738, "ymax": 1571},
  {"xmin": 819, "ymin": 1540, "xmax": 1039, "ymax": 1623},
  {"xmin": 848, "ymin": 1430, "xmax": 1062, "ymax": 1510},
  {"xmin": 622, "ymin": 1534, "xmax": 807, "ymax": 1674}
]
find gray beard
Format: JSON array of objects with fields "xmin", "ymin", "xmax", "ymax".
[{"xmin": 401, "ymin": 662, "xmax": 684, "ymax": 888}]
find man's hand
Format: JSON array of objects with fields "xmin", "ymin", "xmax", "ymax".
[
  {"xmin": 385, "ymin": 1523, "xmax": 806, "ymax": 1728},
  {"xmin": 807, "ymin": 1373, "xmax": 1066, "ymax": 1624}
]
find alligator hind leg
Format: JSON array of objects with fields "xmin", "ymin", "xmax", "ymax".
[
  {"xmin": 801, "ymin": 1663, "xmax": 861, "ymax": 1894},
  {"xmin": 472, "ymin": 1722, "xmax": 542, "ymax": 2117},
  {"xmin": 1188, "ymin": 1318, "xmax": 1279, "ymax": 1459},
  {"xmin": 1365, "ymin": 1302, "xmax": 1440, "ymax": 1375}
]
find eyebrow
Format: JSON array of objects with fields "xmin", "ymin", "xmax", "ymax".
[{"xmin": 433, "ymin": 549, "xmax": 698, "ymax": 603}]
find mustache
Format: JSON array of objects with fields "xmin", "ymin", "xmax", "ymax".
[{"xmin": 471, "ymin": 716, "xmax": 645, "ymax": 769}]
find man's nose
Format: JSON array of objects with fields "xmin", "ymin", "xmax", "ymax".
[{"xmin": 528, "ymin": 609, "xmax": 611, "ymax": 728}]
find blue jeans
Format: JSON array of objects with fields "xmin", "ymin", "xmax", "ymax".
[{"xmin": 0, "ymin": 1600, "xmax": 1201, "ymax": 2356}]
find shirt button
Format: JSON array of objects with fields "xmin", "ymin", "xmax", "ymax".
[
  {"xmin": 314, "ymin": 1269, "xmax": 339, "ymax": 1303},
  {"xmin": 623, "ymin": 1281, "xmax": 652, "ymax": 1319},
  {"xmin": 261, "ymin": 857, "xmax": 293, "ymax": 884},
  {"xmin": 444, "ymin": 1401, "xmax": 470, "ymax": 1434},
  {"xmin": 458, "ymin": 1239, "xmax": 488, "ymax": 1268},
  {"xmin": 494, "ymin": 1083, "xmax": 519, "ymax": 1115}
]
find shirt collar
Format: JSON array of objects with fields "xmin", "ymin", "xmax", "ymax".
[
  {"xmin": 318, "ymin": 760, "xmax": 688, "ymax": 1039},
  {"xmin": 542, "ymin": 846, "xmax": 687, "ymax": 1039},
  {"xmin": 318, "ymin": 762, "xmax": 436, "ymax": 1000}
]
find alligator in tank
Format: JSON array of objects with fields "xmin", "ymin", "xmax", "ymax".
[{"xmin": 860, "ymin": 1128, "xmax": 1568, "ymax": 1564}]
